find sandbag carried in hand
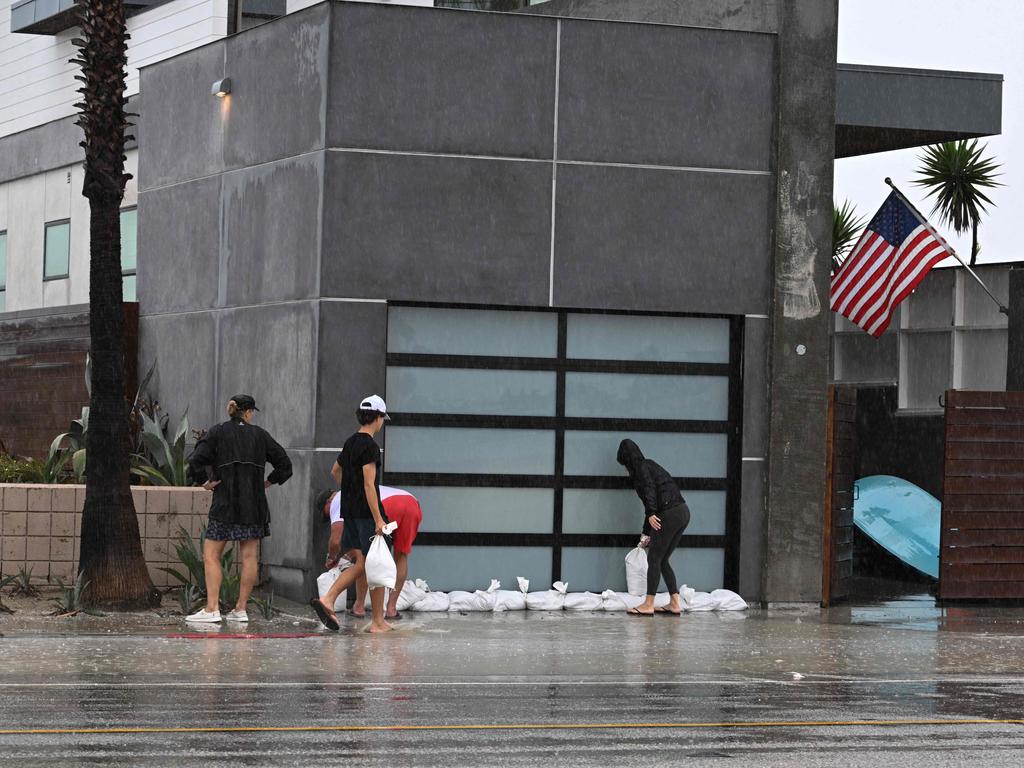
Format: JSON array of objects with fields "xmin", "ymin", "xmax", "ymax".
[
  {"xmin": 450, "ymin": 580, "xmax": 501, "ymax": 611},
  {"xmin": 494, "ymin": 577, "xmax": 530, "ymax": 612},
  {"xmin": 407, "ymin": 579, "xmax": 450, "ymax": 612},
  {"xmin": 563, "ymin": 591, "xmax": 605, "ymax": 611},
  {"xmin": 625, "ymin": 545, "xmax": 648, "ymax": 597},
  {"xmin": 316, "ymin": 565, "xmax": 347, "ymax": 612},
  {"xmin": 365, "ymin": 521, "xmax": 399, "ymax": 589},
  {"xmin": 526, "ymin": 581, "xmax": 568, "ymax": 611}
]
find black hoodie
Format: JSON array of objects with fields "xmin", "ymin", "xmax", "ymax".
[{"xmin": 617, "ymin": 439, "xmax": 684, "ymax": 535}]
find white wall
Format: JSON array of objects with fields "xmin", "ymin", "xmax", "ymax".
[
  {"xmin": 0, "ymin": 149, "xmax": 138, "ymax": 313},
  {"xmin": 0, "ymin": 0, "xmax": 228, "ymax": 138}
]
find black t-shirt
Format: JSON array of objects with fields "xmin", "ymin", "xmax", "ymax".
[{"xmin": 338, "ymin": 431, "xmax": 383, "ymax": 521}]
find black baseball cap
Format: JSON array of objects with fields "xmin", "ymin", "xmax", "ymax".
[{"xmin": 231, "ymin": 394, "xmax": 260, "ymax": 412}]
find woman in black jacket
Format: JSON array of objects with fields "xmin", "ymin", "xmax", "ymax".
[
  {"xmin": 185, "ymin": 394, "xmax": 292, "ymax": 623},
  {"xmin": 617, "ymin": 439, "xmax": 690, "ymax": 616}
]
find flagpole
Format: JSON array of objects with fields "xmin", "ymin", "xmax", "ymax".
[{"xmin": 884, "ymin": 177, "xmax": 1008, "ymax": 315}]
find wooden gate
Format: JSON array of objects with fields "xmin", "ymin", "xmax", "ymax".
[
  {"xmin": 940, "ymin": 390, "xmax": 1024, "ymax": 600},
  {"xmin": 822, "ymin": 385, "xmax": 857, "ymax": 605}
]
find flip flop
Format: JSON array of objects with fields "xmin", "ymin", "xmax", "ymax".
[
  {"xmin": 385, "ymin": 612, "xmax": 403, "ymax": 621},
  {"xmin": 310, "ymin": 598, "xmax": 340, "ymax": 631},
  {"xmin": 655, "ymin": 606, "xmax": 682, "ymax": 616},
  {"xmin": 627, "ymin": 607, "xmax": 654, "ymax": 617}
]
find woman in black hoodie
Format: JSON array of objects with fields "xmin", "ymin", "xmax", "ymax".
[
  {"xmin": 617, "ymin": 439, "xmax": 690, "ymax": 616},
  {"xmin": 185, "ymin": 394, "xmax": 292, "ymax": 624}
]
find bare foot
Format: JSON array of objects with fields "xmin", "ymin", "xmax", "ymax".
[{"xmin": 368, "ymin": 621, "xmax": 393, "ymax": 633}]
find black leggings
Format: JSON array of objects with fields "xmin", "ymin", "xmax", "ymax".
[{"xmin": 646, "ymin": 502, "xmax": 690, "ymax": 596}]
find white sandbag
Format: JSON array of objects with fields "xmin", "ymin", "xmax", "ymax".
[
  {"xmin": 450, "ymin": 580, "xmax": 500, "ymax": 612},
  {"xmin": 710, "ymin": 589, "xmax": 748, "ymax": 611},
  {"xmin": 526, "ymin": 581, "xmax": 568, "ymax": 611},
  {"xmin": 681, "ymin": 585, "xmax": 715, "ymax": 612},
  {"xmin": 406, "ymin": 579, "xmax": 450, "ymax": 612},
  {"xmin": 364, "ymin": 521, "xmax": 399, "ymax": 589},
  {"xmin": 396, "ymin": 579, "xmax": 428, "ymax": 611},
  {"xmin": 493, "ymin": 577, "xmax": 530, "ymax": 612},
  {"xmin": 625, "ymin": 545, "xmax": 648, "ymax": 596},
  {"xmin": 316, "ymin": 565, "xmax": 349, "ymax": 612},
  {"xmin": 563, "ymin": 591, "xmax": 605, "ymax": 611},
  {"xmin": 601, "ymin": 590, "xmax": 644, "ymax": 611}
]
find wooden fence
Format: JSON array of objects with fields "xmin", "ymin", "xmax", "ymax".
[{"xmin": 940, "ymin": 390, "xmax": 1024, "ymax": 600}]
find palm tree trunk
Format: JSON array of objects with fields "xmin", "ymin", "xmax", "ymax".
[
  {"xmin": 971, "ymin": 220, "xmax": 979, "ymax": 267},
  {"xmin": 74, "ymin": 0, "xmax": 155, "ymax": 607}
]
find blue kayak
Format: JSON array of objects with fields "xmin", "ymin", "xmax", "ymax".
[{"xmin": 853, "ymin": 475, "xmax": 940, "ymax": 579}]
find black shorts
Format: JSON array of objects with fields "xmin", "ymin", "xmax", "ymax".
[{"xmin": 341, "ymin": 517, "xmax": 377, "ymax": 556}]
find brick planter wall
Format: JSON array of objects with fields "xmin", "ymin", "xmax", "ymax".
[{"xmin": 0, "ymin": 484, "xmax": 213, "ymax": 588}]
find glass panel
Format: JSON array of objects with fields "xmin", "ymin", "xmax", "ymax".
[
  {"xmin": 562, "ymin": 489, "xmax": 725, "ymax": 535},
  {"xmin": 565, "ymin": 372, "xmax": 728, "ymax": 420},
  {"xmin": 904, "ymin": 331, "xmax": 951, "ymax": 410},
  {"xmin": 404, "ymin": 487, "xmax": 553, "ymax": 533},
  {"xmin": 44, "ymin": 222, "xmax": 70, "ymax": 279},
  {"xmin": 388, "ymin": 306, "xmax": 558, "ymax": 357},
  {"xmin": 904, "ymin": 268, "xmax": 954, "ymax": 329},
  {"xmin": 120, "ymin": 208, "xmax": 138, "ymax": 271},
  {"xmin": 0, "ymin": 233, "xmax": 7, "ymax": 288},
  {"xmin": 122, "ymin": 274, "xmax": 137, "ymax": 303},
  {"xmin": 385, "ymin": 427, "xmax": 555, "ymax": 475},
  {"xmin": 387, "ymin": 367, "xmax": 556, "ymax": 416},
  {"xmin": 566, "ymin": 314, "xmax": 730, "ymax": 363},
  {"xmin": 832, "ymin": 333, "xmax": 897, "ymax": 383},
  {"xmin": 563, "ymin": 431, "xmax": 727, "ymax": 478},
  {"xmin": 964, "ymin": 268, "xmax": 1008, "ymax": 327},
  {"xmin": 408, "ymin": 546, "xmax": 552, "ymax": 593},
  {"xmin": 560, "ymin": 547, "xmax": 724, "ymax": 592},
  {"xmin": 959, "ymin": 330, "xmax": 1007, "ymax": 391}
]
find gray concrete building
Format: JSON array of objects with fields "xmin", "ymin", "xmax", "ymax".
[{"xmin": 0, "ymin": 0, "xmax": 1003, "ymax": 604}]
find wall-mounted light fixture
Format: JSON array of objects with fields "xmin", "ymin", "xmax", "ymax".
[{"xmin": 212, "ymin": 78, "xmax": 232, "ymax": 98}]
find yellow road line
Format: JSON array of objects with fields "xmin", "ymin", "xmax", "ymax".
[{"xmin": 2, "ymin": 719, "xmax": 1024, "ymax": 736}]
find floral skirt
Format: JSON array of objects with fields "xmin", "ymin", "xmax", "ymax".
[{"xmin": 206, "ymin": 517, "xmax": 266, "ymax": 542}]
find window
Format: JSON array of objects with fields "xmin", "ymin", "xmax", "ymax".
[
  {"xmin": 43, "ymin": 221, "xmax": 70, "ymax": 280},
  {"xmin": 0, "ymin": 231, "xmax": 7, "ymax": 312},
  {"xmin": 384, "ymin": 305, "xmax": 743, "ymax": 592},
  {"xmin": 120, "ymin": 207, "xmax": 137, "ymax": 302}
]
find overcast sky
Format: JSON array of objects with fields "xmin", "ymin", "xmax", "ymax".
[{"xmin": 835, "ymin": 0, "xmax": 1019, "ymax": 265}]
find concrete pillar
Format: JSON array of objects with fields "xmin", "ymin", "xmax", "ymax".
[
  {"xmin": 762, "ymin": 0, "xmax": 839, "ymax": 604},
  {"xmin": 1006, "ymin": 267, "xmax": 1024, "ymax": 391}
]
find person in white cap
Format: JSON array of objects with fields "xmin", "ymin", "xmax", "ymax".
[{"xmin": 311, "ymin": 394, "xmax": 393, "ymax": 633}]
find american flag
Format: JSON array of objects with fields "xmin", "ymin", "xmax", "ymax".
[{"xmin": 830, "ymin": 191, "xmax": 953, "ymax": 337}]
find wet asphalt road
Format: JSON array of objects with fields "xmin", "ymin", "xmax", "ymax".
[{"xmin": 2, "ymin": 599, "xmax": 1024, "ymax": 766}]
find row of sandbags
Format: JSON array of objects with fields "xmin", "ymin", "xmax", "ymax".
[{"xmin": 318, "ymin": 570, "xmax": 747, "ymax": 613}]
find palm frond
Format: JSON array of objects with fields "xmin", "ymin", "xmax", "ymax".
[{"xmin": 832, "ymin": 200, "xmax": 867, "ymax": 273}]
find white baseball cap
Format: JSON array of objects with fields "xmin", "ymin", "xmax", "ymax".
[{"xmin": 359, "ymin": 394, "xmax": 391, "ymax": 420}]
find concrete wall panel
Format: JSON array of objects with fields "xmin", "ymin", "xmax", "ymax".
[
  {"xmin": 138, "ymin": 41, "xmax": 227, "ymax": 191},
  {"xmin": 321, "ymin": 152, "xmax": 552, "ymax": 305},
  {"xmin": 557, "ymin": 21, "xmax": 775, "ymax": 170},
  {"xmin": 552, "ymin": 164, "xmax": 773, "ymax": 315},
  {"xmin": 739, "ymin": 458, "xmax": 766, "ymax": 601},
  {"xmin": 138, "ymin": 311, "xmax": 218, "ymax": 433},
  {"xmin": 329, "ymin": 4, "xmax": 556, "ymax": 158},
  {"xmin": 222, "ymin": 154, "xmax": 324, "ymax": 307},
  {"xmin": 743, "ymin": 316, "xmax": 769, "ymax": 458},
  {"xmin": 520, "ymin": 0, "xmax": 779, "ymax": 33},
  {"xmin": 315, "ymin": 300, "xmax": 388, "ymax": 447},
  {"xmin": 217, "ymin": 301, "xmax": 318, "ymax": 448},
  {"xmin": 137, "ymin": 175, "xmax": 222, "ymax": 314},
  {"xmin": 223, "ymin": 4, "xmax": 329, "ymax": 170}
]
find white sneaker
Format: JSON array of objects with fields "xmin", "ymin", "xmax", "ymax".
[
  {"xmin": 226, "ymin": 609, "xmax": 249, "ymax": 623},
  {"xmin": 186, "ymin": 608, "xmax": 222, "ymax": 623}
]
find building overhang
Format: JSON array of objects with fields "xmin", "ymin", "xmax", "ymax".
[
  {"xmin": 835, "ymin": 63, "xmax": 1003, "ymax": 158},
  {"xmin": 10, "ymin": 0, "xmax": 284, "ymax": 35}
]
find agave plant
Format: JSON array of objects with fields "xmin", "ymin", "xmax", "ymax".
[
  {"xmin": 914, "ymin": 139, "xmax": 1002, "ymax": 266},
  {"xmin": 131, "ymin": 409, "xmax": 192, "ymax": 486},
  {"xmin": 48, "ymin": 407, "xmax": 89, "ymax": 481},
  {"xmin": 832, "ymin": 199, "xmax": 867, "ymax": 273}
]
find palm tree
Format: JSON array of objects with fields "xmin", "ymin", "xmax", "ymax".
[
  {"xmin": 914, "ymin": 139, "xmax": 1002, "ymax": 266},
  {"xmin": 71, "ymin": 0, "xmax": 156, "ymax": 607},
  {"xmin": 832, "ymin": 199, "xmax": 866, "ymax": 274}
]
